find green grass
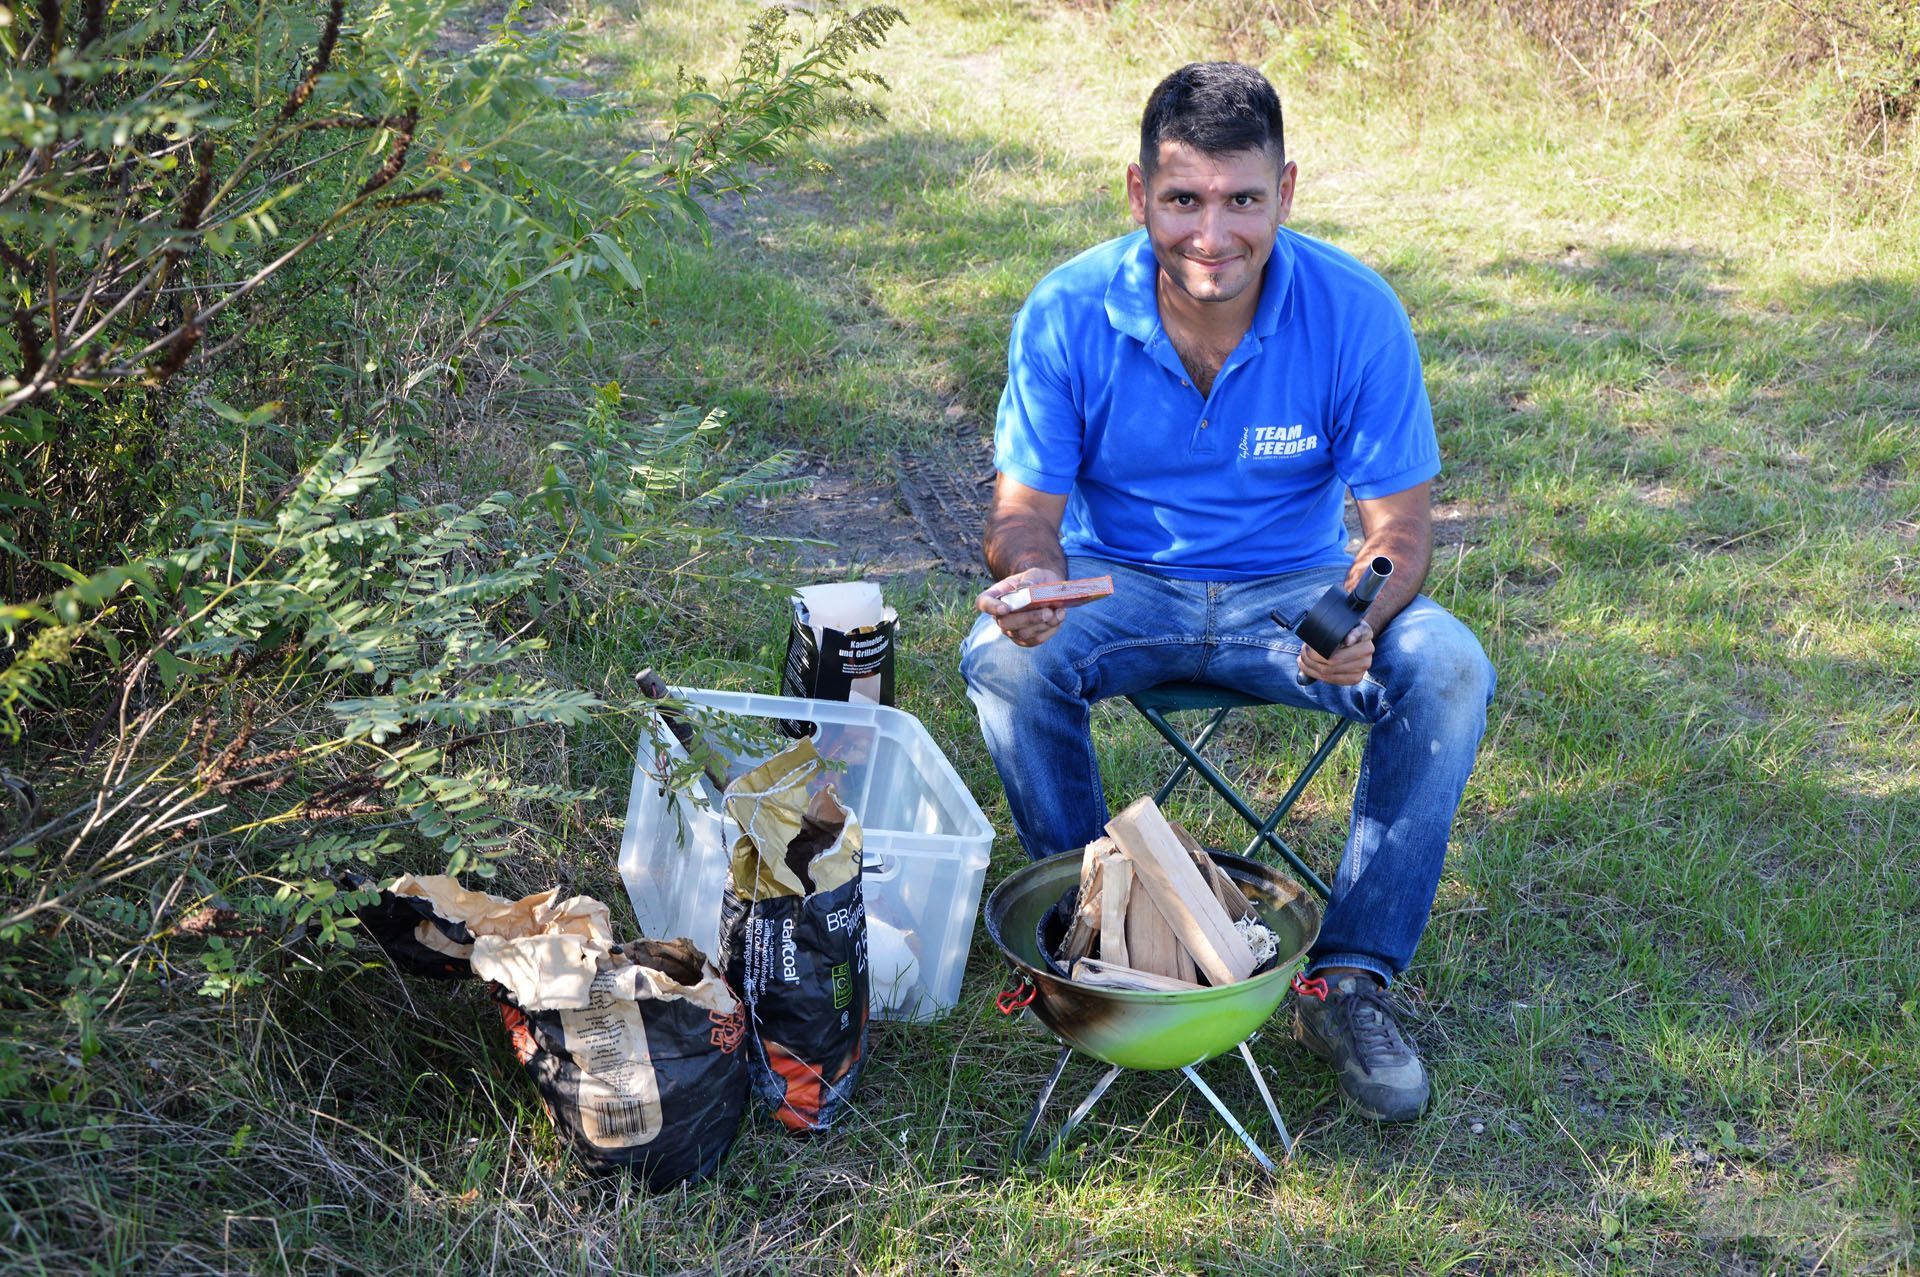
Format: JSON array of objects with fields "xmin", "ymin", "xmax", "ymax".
[{"xmin": 5, "ymin": 0, "xmax": 1919, "ymax": 1272}]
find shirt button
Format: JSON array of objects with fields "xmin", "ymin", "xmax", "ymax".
[{"xmin": 1200, "ymin": 418, "xmax": 1209, "ymax": 429}]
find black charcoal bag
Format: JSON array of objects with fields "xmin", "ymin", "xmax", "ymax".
[
  {"xmin": 495, "ymin": 938, "xmax": 748, "ymax": 1189},
  {"xmin": 717, "ymin": 740, "xmax": 869, "ymax": 1132}
]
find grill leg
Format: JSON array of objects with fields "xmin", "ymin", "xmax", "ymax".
[
  {"xmin": 1182, "ymin": 1065, "xmax": 1279, "ymax": 1176},
  {"xmin": 1238, "ymin": 1040, "xmax": 1296, "ymax": 1160},
  {"xmin": 1040, "ymin": 1063, "xmax": 1125, "ymax": 1164},
  {"xmin": 1013, "ymin": 1045, "xmax": 1075, "ymax": 1162}
]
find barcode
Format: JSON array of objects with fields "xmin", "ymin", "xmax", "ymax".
[{"xmin": 589, "ymin": 1100, "xmax": 651, "ymax": 1141}]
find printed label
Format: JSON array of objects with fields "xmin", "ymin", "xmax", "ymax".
[
  {"xmin": 834, "ymin": 632, "xmax": 892, "ymax": 677},
  {"xmin": 830, "ymin": 961, "xmax": 852, "ymax": 1011},
  {"xmin": 780, "ymin": 916, "xmax": 799, "ymax": 983},
  {"xmin": 709, "ymin": 1006, "xmax": 745, "ymax": 1053},
  {"xmin": 1240, "ymin": 423, "xmax": 1320, "ymax": 460},
  {"xmin": 555, "ymin": 969, "xmax": 664, "ymax": 1149}
]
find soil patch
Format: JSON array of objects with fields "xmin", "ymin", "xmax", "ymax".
[{"xmin": 741, "ymin": 431, "xmax": 991, "ymax": 587}]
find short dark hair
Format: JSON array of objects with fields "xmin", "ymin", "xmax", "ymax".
[{"xmin": 1138, "ymin": 62, "xmax": 1286, "ymax": 176}]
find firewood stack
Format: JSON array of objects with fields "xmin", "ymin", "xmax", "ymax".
[{"xmin": 1056, "ymin": 796, "xmax": 1280, "ymax": 992}]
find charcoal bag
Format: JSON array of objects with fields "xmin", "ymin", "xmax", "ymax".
[
  {"xmin": 779, "ymin": 585, "xmax": 896, "ymax": 736},
  {"xmin": 497, "ymin": 938, "xmax": 748, "ymax": 1189},
  {"xmin": 350, "ymin": 874, "xmax": 749, "ymax": 1189},
  {"xmin": 718, "ymin": 739, "xmax": 869, "ymax": 1132}
]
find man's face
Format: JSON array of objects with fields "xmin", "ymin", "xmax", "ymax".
[{"xmin": 1127, "ymin": 141, "xmax": 1295, "ymax": 309}]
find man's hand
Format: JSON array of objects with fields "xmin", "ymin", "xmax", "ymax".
[
  {"xmin": 979, "ymin": 475, "xmax": 1073, "ymax": 646},
  {"xmin": 1295, "ymin": 481, "xmax": 1431, "ymax": 685},
  {"xmin": 1299, "ymin": 619, "xmax": 1374, "ymax": 685},
  {"xmin": 977, "ymin": 567, "xmax": 1068, "ymax": 647}
]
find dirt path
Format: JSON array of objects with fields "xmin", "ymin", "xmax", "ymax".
[
  {"xmin": 703, "ymin": 193, "xmax": 994, "ymax": 587},
  {"xmin": 741, "ymin": 437, "xmax": 991, "ymax": 586}
]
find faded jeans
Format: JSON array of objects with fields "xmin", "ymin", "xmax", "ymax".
[{"xmin": 960, "ymin": 556, "xmax": 1495, "ymax": 985}]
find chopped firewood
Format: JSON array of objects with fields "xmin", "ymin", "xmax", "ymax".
[
  {"xmin": 1057, "ymin": 836, "xmax": 1113, "ymax": 966},
  {"xmin": 1069, "ymin": 958, "xmax": 1203, "ymax": 992},
  {"xmin": 1124, "ymin": 884, "xmax": 1197, "ymax": 984},
  {"xmin": 1165, "ymin": 818, "xmax": 1284, "ymax": 969},
  {"xmin": 1166, "ymin": 819, "xmax": 1256, "ymax": 922},
  {"xmin": 1168, "ymin": 818, "xmax": 1302, "ymax": 911},
  {"xmin": 1096, "ymin": 849, "xmax": 1131, "ymax": 968},
  {"xmin": 1107, "ymin": 798, "xmax": 1256, "ymax": 986}
]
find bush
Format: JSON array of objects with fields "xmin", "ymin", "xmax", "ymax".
[
  {"xmin": 0, "ymin": 0, "xmax": 903, "ymax": 584},
  {"xmin": 0, "ymin": 4, "xmax": 903, "ymax": 1237}
]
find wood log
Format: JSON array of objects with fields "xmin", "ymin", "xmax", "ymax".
[
  {"xmin": 1096, "ymin": 850, "xmax": 1130, "ymax": 968},
  {"xmin": 1069, "ymin": 958, "xmax": 1203, "ymax": 992},
  {"xmin": 1124, "ymin": 883, "xmax": 1197, "ymax": 983},
  {"xmin": 1107, "ymin": 797, "xmax": 1255, "ymax": 986},
  {"xmin": 1165, "ymin": 819, "xmax": 1257, "ymax": 922},
  {"xmin": 1056, "ymin": 837, "xmax": 1112, "ymax": 966}
]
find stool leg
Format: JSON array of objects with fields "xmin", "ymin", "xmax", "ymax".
[
  {"xmin": 1160, "ymin": 731, "xmax": 1333, "ymax": 899},
  {"xmin": 1013, "ymin": 1045, "xmax": 1075, "ymax": 1162},
  {"xmin": 1041, "ymin": 1064, "xmax": 1125, "ymax": 1164},
  {"xmin": 1135, "ymin": 701, "xmax": 1347, "ymax": 900},
  {"xmin": 1238, "ymin": 1040, "xmax": 1296, "ymax": 1160},
  {"xmin": 1181, "ymin": 1065, "xmax": 1279, "ymax": 1176},
  {"xmin": 1236, "ymin": 720, "xmax": 1352, "ymax": 900},
  {"xmin": 1147, "ymin": 706, "xmax": 1234, "ymax": 805}
]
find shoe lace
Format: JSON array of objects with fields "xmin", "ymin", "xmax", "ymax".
[{"xmin": 1338, "ymin": 983, "xmax": 1413, "ymax": 1077}]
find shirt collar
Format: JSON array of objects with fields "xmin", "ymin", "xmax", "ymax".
[{"xmin": 1104, "ymin": 227, "xmax": 1297, "ymax": 346}]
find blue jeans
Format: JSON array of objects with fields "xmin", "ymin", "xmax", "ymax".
[{"xmin": 960, "ymin": 556, "xmax": 1495, "ymax": 985}]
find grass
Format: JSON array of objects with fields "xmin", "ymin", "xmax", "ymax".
[{"xmin": 5, "ymin": 0, "xmax": 1919, "ymax": 1272}]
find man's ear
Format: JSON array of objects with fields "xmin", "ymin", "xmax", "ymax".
[
  {"xmin": 1276, "ymin": 160, "xmax": 1298, "ymax": 225},
  {"xmin": 1126, "ymin": 162, "xmax": 1148, "ymax": 225}
]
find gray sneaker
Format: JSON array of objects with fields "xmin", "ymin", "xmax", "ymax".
[{"xmin": 1293, "ymin": 972, "xmax": 1430, "ymax": 1122}]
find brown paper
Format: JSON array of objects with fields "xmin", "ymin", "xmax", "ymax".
[
  {"xmin": 723, "ymin": 739, "xmax": 863, "ymax": 902},
  {"xmin": 391, "ymin": 875, "xmax": 619, "ymax": 1011}
]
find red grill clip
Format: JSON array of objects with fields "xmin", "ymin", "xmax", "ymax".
[
  {"xmin": 1291, "ymin": 972, "xmax": 1330, "ymax": 1001},
  {"xmin": 995, "ymin": 979, "xmax": 1037, "ymax": 1015}
]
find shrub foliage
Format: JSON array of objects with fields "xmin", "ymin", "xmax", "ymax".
[{"xmin": 0, "ymin": 0, "xmax": 902, "ymax": 1178}]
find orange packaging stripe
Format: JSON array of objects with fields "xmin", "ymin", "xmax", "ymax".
[
  {"xmin": 764, "ymin": 1040, "xmax": 828, "ymax": 1131},
  {"xmin": 1003, "ymin": 575, "xmax": 1115, "ymax": 611}
]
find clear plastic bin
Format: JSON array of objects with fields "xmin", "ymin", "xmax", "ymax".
[{"xmin": 618, "ymin": 688, "xmax": 994, "ymax": 1022}]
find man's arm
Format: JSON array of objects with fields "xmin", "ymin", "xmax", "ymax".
[
  {"xmin": 1349, "ymin": 481, "xmax": 1432, "ymax": 630},
  {"xmin": 1297, "ymin": 481, "xmax": 1433, "ymax": 684},
  {"xmin": 975, "ymin": 475, "xmax": 1073, "ymax": 647}
]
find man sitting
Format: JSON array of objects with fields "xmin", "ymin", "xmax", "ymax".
[{"xmin": 960, "ymin": 61, "xmax": 1495, "ymax": 1122}]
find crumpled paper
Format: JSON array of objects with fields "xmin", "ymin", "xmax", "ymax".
[
  {"xmin": 603, "ymin": 946, "xmax": 736, "ymax": 1014},
  {"xmin": 392, "ymin": 875, "xmax": 626, "ymax": 1012},
  {"xmin": 723, "ymin": 738, "xmax": 862, "ymax": 902}
]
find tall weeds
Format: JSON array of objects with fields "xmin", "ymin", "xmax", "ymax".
[{"xmin": 1105, "ymin": 0, "xmax": 1916, "ymax": 196}]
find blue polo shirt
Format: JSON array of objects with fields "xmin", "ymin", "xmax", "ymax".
[{"xmin": 995, "ymin": 227, "xmax": 1438, "ymax": 581}]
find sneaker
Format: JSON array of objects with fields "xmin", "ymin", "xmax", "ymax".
[{"xmin": 1293, "ymin": 972, "xmax": 1430, "ymax": 1122}]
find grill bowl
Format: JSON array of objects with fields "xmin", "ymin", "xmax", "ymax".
[{"xmin": 985, "ymin": 850, "xmax": 1320, "ymax": 1071}]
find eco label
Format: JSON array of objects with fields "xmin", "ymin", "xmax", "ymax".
[
  {"xmin": 556, "ymin": 969, "xmax": 664, "ymax": 1148},
  {"xmin": 831, "ymin": 961, "xmax": 852, "ymax": 1011}
]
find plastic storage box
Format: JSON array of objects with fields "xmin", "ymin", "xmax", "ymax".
[{"xmin": 618, "ymin": 688, "xmax": 994, "ymax": 1023}]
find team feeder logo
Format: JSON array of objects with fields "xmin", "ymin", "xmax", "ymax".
[{"xmin": 1240, "ymin": 423, "xmax": 1319, "ymax": 459}]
